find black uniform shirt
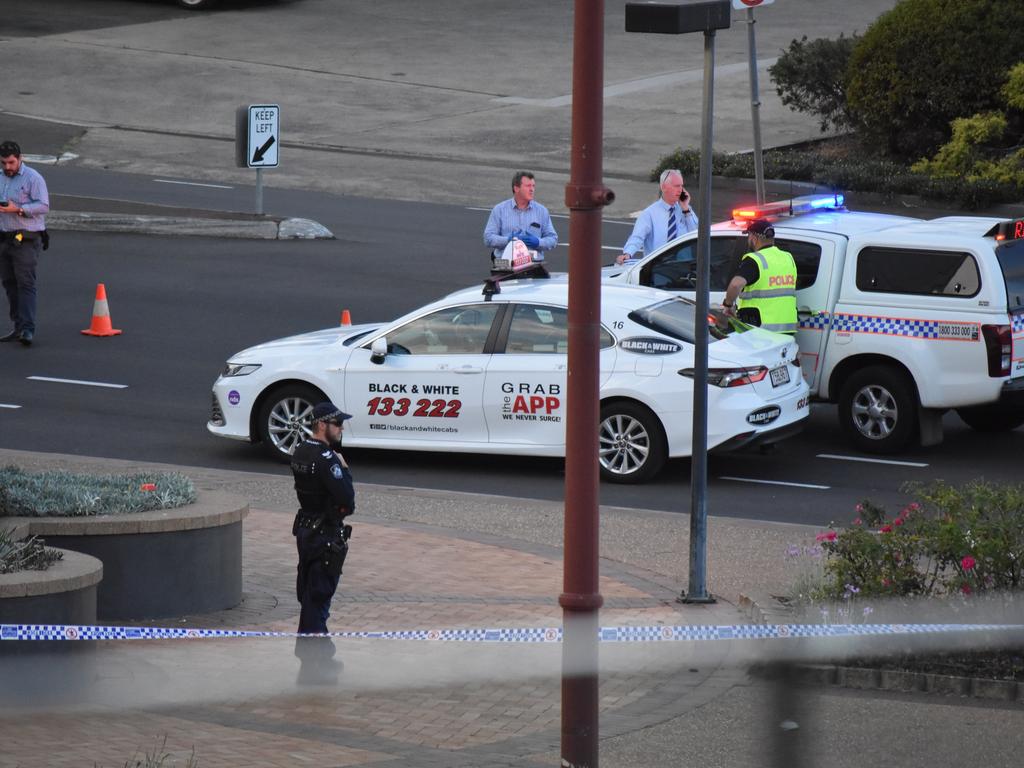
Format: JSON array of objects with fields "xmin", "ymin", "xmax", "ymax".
[{"xmin": 290, "ymin": 438, "xmax": 355, "ymax": 523}]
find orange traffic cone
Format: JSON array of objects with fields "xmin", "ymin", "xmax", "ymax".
[
  {"xmin": 340, "ymin": 309, "xmax": 352, "ymax": 326},
  {"xmin": 81, "ymin": 283, "xmax": 122, "ymax": 337}
]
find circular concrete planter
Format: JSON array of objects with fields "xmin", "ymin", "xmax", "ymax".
[{"xmin": 4, "ymin": 491, "xmax": 248, "ymax": 620}]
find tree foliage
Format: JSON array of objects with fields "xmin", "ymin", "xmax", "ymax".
[{"xmin": 769, "ymin": 34, "xmax": 859, "ymax": 133}]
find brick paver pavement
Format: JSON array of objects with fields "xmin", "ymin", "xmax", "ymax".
[{"xmin": 0, "ymin": 506, "xmax": 748, "ymax": 768}]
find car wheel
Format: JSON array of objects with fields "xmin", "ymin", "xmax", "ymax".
[
  {"xmin": 838, "ymin": 366, "xmax": 918, "ymax": 454},
  {"xmin": 598, "ymin": 401, "xmax": 667, "ymax": 484},
  {"xmin": 257, "ymin": 384, "xmax": 326, "ymax": 462},
  {"xmin": 956, "ymin": 404, "xmax": 1024, "ymax": 432}
]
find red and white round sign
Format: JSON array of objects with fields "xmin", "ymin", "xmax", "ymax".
[{"xmin": 733, "ymin": 0, "xmax": 776, "ymax": 8}]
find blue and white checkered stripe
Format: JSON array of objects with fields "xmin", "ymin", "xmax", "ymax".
[
  {"xmin": 1013, "ymin": 314, "xmax": 1024, "ymax": 334},
  {"xmin": 3, "ymin": 622, "xmax": 1020, "ymax": 643},
  {"xmin": 799, "ymin": 312, "xmax": 977, "ymax": 340}
]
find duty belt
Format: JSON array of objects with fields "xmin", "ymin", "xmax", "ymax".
[{"xmin": 1, "ymin": 230, "xmax": 40, "ymax": 243}]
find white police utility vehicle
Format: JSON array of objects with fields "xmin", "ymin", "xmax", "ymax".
[
  {"xmin": 607, "ymin": 194, "xmax": 1024, "ymax": 453},
  {"xmin": 208, "ymin": 277, "xmax": 809, "ymax": 483}
]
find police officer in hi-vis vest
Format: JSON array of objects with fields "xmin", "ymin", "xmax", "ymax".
[
  {"xmin": 290, "ymin": 401, "xmax": 354, "ymax": 684},
  {"xmin": 721, "ymin": 218, "xmax": 798, "ymax": 335}
]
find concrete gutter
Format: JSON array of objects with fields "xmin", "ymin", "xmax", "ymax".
[{"xmin": 46, "ymin": 211, "xmax": 333, "ymax": 240}]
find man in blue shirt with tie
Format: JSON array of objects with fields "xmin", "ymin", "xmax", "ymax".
[
  {"xmin": 616, "ymin": 169, "xmax": 697, "ymax": 265},
  {"xmin": 483, "ymin": 171, "xmax": 558, "ymax": 266},
  {"xmin": 0, "ymin": 141, "xmax": 50, "ymax": 347}
]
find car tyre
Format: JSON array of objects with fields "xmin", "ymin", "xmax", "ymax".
[
  {"xmin": 956, "ymin": 404, "xmax": 1024, "ymax": 432},
  {"xmin": 598, "ymin": 401, "xmax": 667, "ymax": 484},
  {"xmin": 838, "ymin": 366, "xmax": 918, "ymax": 454},
  {"xmin": 257, "ymin": 384, "xmax": 326, "ymax": 462}
]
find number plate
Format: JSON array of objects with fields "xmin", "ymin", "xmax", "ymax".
[{"xmin": 770, "ymin": 365, "xmax": 791, "ymax": 388}]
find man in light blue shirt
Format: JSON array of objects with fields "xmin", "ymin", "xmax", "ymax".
[
  {"xmin": 483, "ymin": 171, "xmax": 558, "ymax": 265},
  {"xmin": 0, "ymin": 141, "xmax": 49, "ymax": 347},
  {"xmin": 616, "ymin": 169, "xmax": 697, "ymax": 265}
]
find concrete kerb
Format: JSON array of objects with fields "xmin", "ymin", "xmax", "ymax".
[
  {"xmin": 740, "ymin": 589, "xmax": 1024, "ymax": 704},
  {"xmin": 47, "ymin": 211, "xmax": 333, "ymax": 240}
]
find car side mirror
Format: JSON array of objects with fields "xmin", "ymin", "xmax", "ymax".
[{"xmin": 370, "ymin": 336, "xmax": 387, "ymax": 365}]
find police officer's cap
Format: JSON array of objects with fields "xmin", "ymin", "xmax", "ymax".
[
  {"xmin": 311, "ymin": 402, "xmax": 352, "ymax": 425},
  {"xmin": 744, "ymin": 219, "xmax": 775, "ymax": 238}
]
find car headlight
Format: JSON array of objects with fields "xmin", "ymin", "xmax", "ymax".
[{"xmin": 222, "ymin": 362, "xmax": 262, "ymax": 377}]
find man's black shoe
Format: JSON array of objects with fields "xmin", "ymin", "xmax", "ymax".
[
  {"xmin": 0, "ymin": 330, "xmax": 18, "ymax": 342},
  {"xmin": 18, "ymin": 330, "xmax": 33, "ymax": 347}
]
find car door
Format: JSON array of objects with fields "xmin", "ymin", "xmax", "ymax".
[
  {"xmin": 484, "ymin": 303, "xmax": 616, "ymax": 446},
  {"xmin": 782, "ymin": 236, "xmax": 836, "ymax": 387},
  {"xmin": 343, "ymin": 303, "xmax": 501, "ymax": 443}
]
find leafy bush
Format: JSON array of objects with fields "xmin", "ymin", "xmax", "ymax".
[
  {"xmin": 845, "ymin": 0, "xmax": 1024, "ymax": 158},
  {"xmin": 652, "ymin": 144, "xmax": 1023, "ymax": 210},
  {"xmin": 768, "ymin": 34, "xmax": 859, "ymax": 132},
  {"xmin": 816, "ymin": 480, "xmax": 1024, "ymax": 600},
  {"xmin": 0, "ymin": 527, "xmax": 62, "ymax": 574},
  {"xmin": 0, "ymin": 466, "xmax": 197, "ymax": 517}
]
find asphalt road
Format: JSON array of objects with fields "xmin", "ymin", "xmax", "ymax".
[{"xmin": 2, "ymin": 170, "xmax": 1022, "ymax": 527}]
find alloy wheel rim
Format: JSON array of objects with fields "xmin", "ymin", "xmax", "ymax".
[
  {"xmin": 598, "ymin": 414, "xmax": 651, "ymax": 476},
  {"xmin": 268, "ymin": 397, "xmax": 314, "ymax": 455},
  {"xmin": 851, "ymin": 384, "xmax": 898, "ymax": 440}
]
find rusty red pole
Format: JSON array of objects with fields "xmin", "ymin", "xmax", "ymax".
[{"xmin": 562, "ymin": 0, "xmax": 614, "ymax": 766}]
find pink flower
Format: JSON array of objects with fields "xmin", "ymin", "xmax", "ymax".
[
  {"xmin": 893, "ymin": 518, "xmax": 904, "ymax": 527},
  {"xmin": 855, "ymin": 503, "xmax": 863, "ymax": 513},
  {"xmin": 961, "ymin": 584, "xmax": 972, "ymax": 595},
  {"xmin": 815, "ymin": 531, "xmax": 838, "ymax": 542},
  {"xmin": 908, "ymin": 502, "xmax": 920, "ymax": 511},
  {"xmin": 880, "ymin": 525, "xmax": 893, "ymax": 533},
  {"xmin": 882, "ymin": 578, "xmax": 891, "ymax": 587},
  {"xmin": 961, "ymin": 555, "xmax": 976, "ymax": 571},
  {"xmin": 853, "ymin": 518, "xmax": 862, "ymax": 526}
]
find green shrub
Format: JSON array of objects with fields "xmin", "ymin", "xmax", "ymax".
[
  {"xmin": 768, "ymin": 34, "xmax": 859, "ymax": 132},
  {"xmin": 0, "ymin": 466, "xmax": 197, "ymax": 517},
  {"xmin": 845, "ymin": 0, "xmax": 1024, "ymax": 158},
  {"xmin": 816, "ymin": 480, "xmax": 1024, "ymax": 600},
  {"xmin": 0, "ymin": 527, "xmax": 62, "ymax": 574}
]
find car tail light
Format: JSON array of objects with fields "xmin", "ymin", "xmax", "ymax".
[
  {"xmin": 981, "ymin": 324, "xmax": 1011, "ymax": 377},
  {"xmin": 679, "ymin": 366, "xmax": 768, "ymax": 387}
]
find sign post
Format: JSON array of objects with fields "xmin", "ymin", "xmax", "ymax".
[
  {"xmin": 732, "ymin": 0, "xmax": 774, "ymax": 204},
  {"xmin": 235, "ymin": 104, "xmax": 280, "ymax": 215}
]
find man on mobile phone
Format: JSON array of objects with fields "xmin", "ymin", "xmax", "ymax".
[
  {"xmin": 483, "ymin": 171, "xmax": 558, "ymax": 267},
  {"xmin": 616, "ymin": 169, "xmax": 697, "ymax": 265},
  {"xmin": 0, "ymin": 140, "xmax": 49, "ymax": 347}
]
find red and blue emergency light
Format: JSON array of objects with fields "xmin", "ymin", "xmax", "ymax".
[{"xmin": 732, "ymin": 192, "xmax": 845, "ymax": 224}]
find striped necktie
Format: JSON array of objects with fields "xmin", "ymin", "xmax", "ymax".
[{"xmin": 666, "ymin": 207, "xmax": 677, "ymax": 241}]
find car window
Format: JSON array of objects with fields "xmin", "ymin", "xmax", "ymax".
[
  {"xmin": 775, "ymin": 238, "xmax": 823, "ymax": 290},
  {"xmin": 382, "ymin": 304, "xmax": 500, "ymax": 355},
  {"xmin": 504, "ymin": 304, "xmax": 614, "ymax": 354},
  {"xmin": 856, "ymin": 247, "xmax": 980, "ymax": 297},
  {"xmin": 996, "ymin": 240, "xmax": 1024, "ymax": 311},
  {"xmin": 628, "ymin": 297, "xmax": 748, "ymax": 343},
  {"xmin": 640, "ymin": 236, "xmax": 742, "ymax": 291}
]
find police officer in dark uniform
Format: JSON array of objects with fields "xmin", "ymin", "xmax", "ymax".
[{"xmin": 290, "ymin": 401, "xmax": 354, "ymax": 683}]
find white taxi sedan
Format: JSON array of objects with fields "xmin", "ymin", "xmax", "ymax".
[{"xmin": 208, "ymin": 279, "xmax": 809, "ymax": 483}]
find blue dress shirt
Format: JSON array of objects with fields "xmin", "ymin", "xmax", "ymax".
[
  {"xmin": 622, "ymin": 199, "xmax": 698, "ymax": 258},
  {"xmin": 483, "ymin": 198, "xmax": 558, "ymax": 258},
  {"xmin": 0, "ymin": 163, "xmax": 49, "ymax": 232}
]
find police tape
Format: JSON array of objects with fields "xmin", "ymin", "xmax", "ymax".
[{"xmin": 2, "ymin": 622, "xmax": 1023, "ymax": 643}]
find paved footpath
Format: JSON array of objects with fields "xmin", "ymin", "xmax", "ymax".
[{"xmin": 0, "ymin": 448, "xmax": 815, "ymax": 768}]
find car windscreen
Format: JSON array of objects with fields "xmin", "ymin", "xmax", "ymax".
[
  {"xmin": 996, "ymin": 240, "xmax": 1024, "ymax": 312},
  {"xmin": 627, "ymin": 297, "xmax": 749, "ymax": 343}
]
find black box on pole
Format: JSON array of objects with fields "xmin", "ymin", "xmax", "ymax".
[{"xmin": 625, "ymin": 1, "xmax": 731, "ymax": 34}]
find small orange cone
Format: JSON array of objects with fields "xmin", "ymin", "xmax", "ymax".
[
  {"xmin": 340, "ymin": 309, "xmax": 352, "ymax": 326},
  {"xmin": 81, "ymin": 283, "xmax": 122, "ymax": 337}
]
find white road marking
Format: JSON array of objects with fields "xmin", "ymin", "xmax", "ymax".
[
  {"xmin": 153, "ymin": 179, "xmax": 234, "ymax": 189},
  {"xmin": 559, "ymin": 242, "xmax": 623, "ymax": 251},
  {"xmin": 493, "ymin": 58, "xmax": 778, "ymax": 107},
  {"xmin": 28, "ymin": 376, "xmax": 128, "ymax": 389},
  {"xmin": 817, "ymin": 453, "xmax": 929, "ymax": 468},
  {"xmin": 0, "ymin": 403, "xmax": 22, "ymax": 409},
  {"xmin": 719, "ymin": 476, "xmax": 830, "ymax": 490}
]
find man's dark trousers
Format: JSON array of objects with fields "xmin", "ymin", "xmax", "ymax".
[{"xmin": 0, "ymin": 234, "xmax": 40, "ymax": 334}]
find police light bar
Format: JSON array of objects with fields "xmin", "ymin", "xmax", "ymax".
[
  {"xmin": 732, "ymin": 193, "xmax": 845, "ymax": 224},
  {"xmin": 988, "ymin": 218, "xmax": 1024, "ymax": 243}
]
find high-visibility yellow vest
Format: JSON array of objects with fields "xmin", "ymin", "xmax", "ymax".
[{"xmin": 737, "ymin": 245, "xmax": 798, "ymax": 334}]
